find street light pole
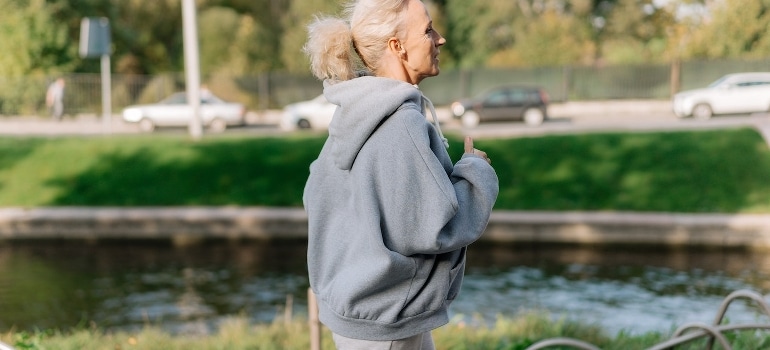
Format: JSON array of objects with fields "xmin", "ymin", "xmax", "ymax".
[
  {"xmin": 182, "ymin": 0, "xmax": 203, "ymax": 139},
  {"xmin": 101, "ymin": 53, "xmax": 111, "ymax": 134}
]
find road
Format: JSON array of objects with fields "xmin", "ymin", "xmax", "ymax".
[{"xmin": 2, "ymin": 100, "xmax": 770, "ymax": 146}]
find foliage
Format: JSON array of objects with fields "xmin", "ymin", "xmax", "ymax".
[
  {"xmin": 4, "ymin": 312, "xmax": 770, "ymax": 349},
  {"xmin": 279, "ymin": 0, "xmax": 341, "ymax": 74},
  {"xmin": 488, "ymin": 9, "xmax": 596, "ymax": 67},
  {"xmin": 199, "ymin": 7, "xmax": 274, "ymax": 76},
  {"xmin": 683, "ymin": 0, "xmax": 770, "ymax": 60},
  {"xmin": 2, "ymin": 0, "xmax": 768, "ymax": 79},
  {"xmin": 1, "ymin": 129, "xmax": 770, "ymax": 213},
  {"xmin": 0, "ymin": 0, "xmax": 76, "ymax": 77},
  {"xmin": 443, "ymin": 0, "xmax": 519, "ymax": 68}
]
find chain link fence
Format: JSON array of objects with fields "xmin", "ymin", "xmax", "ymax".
[{"xmin": 3, "ymin": 57, "xmax": 769, "ymax": 117}]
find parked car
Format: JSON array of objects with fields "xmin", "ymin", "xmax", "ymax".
[
  {"xmin": 672, "ymin": 72, "xmax": 770, "ymax": 120},
  {"xmin": 280, "ymin": 94, "xmax": 337, "ymax": 131},
  {"xmin": 121, "ymin": 92, "xmax": 247, "ymax": 132},
  {"xmin": 450, "ymin": 85, "xmax": 549, "ymax": 127}
]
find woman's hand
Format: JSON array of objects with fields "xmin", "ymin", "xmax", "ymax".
[{"xmin": 464, "ymin": 136, "xmax": 491, "ymax": 164}]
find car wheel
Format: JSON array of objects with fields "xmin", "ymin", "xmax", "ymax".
[
  {"xmin": 297, "ymin": 119, "xmax": 312, "ymax": 129},
  {"xmin": 461, "ymin": 111, "xmax": 480, "ymax": 128},
  {"xmin": 209, "ymin": 118, "xmax": 227, "ymax": 133},
  {"xmin": 138, "ymin": 118, "xmax": 155, "ymax": 132},
  {"xmin": 523, "ymin": 108, "xmax": 545, "ymax": 126},
  {"xmin": 692, "ymin": 103, "xmax": 713, "ymax": 120}
]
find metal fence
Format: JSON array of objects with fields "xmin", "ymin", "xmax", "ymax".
[{"xmin": 3, "ymin": 57, "xmax": 770, "ymax": 117}]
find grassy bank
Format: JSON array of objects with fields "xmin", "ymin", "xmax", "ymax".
[
  {"xmin": 2, "ymin": 127, "xmax": 770, "ymax": 212},
  {"xmin": 2, "ymin": 313, "xmax": 769, "ymax": 350}
]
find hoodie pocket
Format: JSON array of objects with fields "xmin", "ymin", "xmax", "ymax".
[{"xmin": 446, "ymin": 247, "xmax": 467, "ymax": 301}]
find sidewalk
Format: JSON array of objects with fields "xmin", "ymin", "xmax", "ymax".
[
  {"xmin": 5, "ymin": 100, "xmax": 769, "ymax": 147},
  {"xmin": 0, "ymin": 100, "xmax": 675, "ymax": 135}
]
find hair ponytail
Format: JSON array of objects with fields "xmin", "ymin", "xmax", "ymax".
[
  {"xmin": 304, "ymin": 0, "xmax": 409, "ymax": 81},
  {"xmin": 304, "ymin": 17, "xmax": 357, "ymax": 81}
]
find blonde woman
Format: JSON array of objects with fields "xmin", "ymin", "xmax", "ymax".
[{"xmin": 302, "ymin": 0, "xmax": 499, "ymax": 348}]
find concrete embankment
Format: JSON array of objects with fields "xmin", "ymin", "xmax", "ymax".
[{"xmin": 2, "ymin": 207, "xmax": 770, "ymax": 250}]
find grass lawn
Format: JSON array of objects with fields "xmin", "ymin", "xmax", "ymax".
[
  {"xmin": 4, "ymin": 312, "xmax": 770, "ymax": 350},
  {"xmin": 1, "ymin": 127, "xmax": 770, "ymax": 212}
]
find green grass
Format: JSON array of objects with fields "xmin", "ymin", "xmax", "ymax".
[
  {"xmin": 3, "ymin": 312, "xmax": 770, "ymax": 350},
  {"xmin": 2, "ymin": 127, "xmax": 770, "ymax": 212}
]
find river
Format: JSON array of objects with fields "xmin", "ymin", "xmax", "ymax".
[{"xmin": 1, "ymin": 239, "xmax": 769, "ymax": 336}]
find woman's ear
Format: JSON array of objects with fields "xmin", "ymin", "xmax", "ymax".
[{"xmin": 388, "ymin": 38, "xmax": 404, "ymax": 58}]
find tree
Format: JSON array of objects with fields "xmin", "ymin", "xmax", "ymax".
[
  {"xmin": 198, "ymin": 7, "xmax": 245, "ymax": 75},
  {"xmin": 600, "ymin": 0, "xmax": 677, "ymax": 63},
  {"xmin": 279, "ymin": 0, "xmax": 340, "ymax": 74},
  {"xmin": 684, "ymin": 0, "xmax": 770, "ymax": 59},
  {"xmin": 0, "ymin": 0, "xmax": 75, "ymax": 77},
  {"xmin": 489, "ymin": 9, "xmax": 595, "ymax": 67},
  {"xmin": 443, "ymin": 0, "xmax": 519, "ymax": 68}
]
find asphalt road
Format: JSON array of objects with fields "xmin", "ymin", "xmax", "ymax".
[{"xmin": 2, "ymin": 100, "xmax": 770, "ymax": 146}]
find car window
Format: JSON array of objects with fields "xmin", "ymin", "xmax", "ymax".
[
  {"xmin": 485, "ymin": 90, "xmax": 509, "ymax": 106},
  {"xmin": 163, "ymin": 93, "xmax": 187, "ymax": 104},
  {"xmin": 708, "ymin": 76, "xmax": 729, "ymax": 88},
  {"xmin": 202, "ymin": 95, "xmax": 224, "ymax": 104},
  {"xmin": 735, "ymin": 81, "xmax": 770, "ymax": 87},
  {"xmin": 509, "ymin": 89, "xmax": 530, "ymax": 103}
]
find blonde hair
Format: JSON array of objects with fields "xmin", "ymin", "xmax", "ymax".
[{"xmin": 304, "ymin": 0, "xmax": 410, "ymax": 81}]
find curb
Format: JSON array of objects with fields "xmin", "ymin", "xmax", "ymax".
[{"xmin": 2, "ymin": 207, "xmax": 770, "ymax": 250}]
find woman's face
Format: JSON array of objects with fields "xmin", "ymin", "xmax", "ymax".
[{"xmin": 400, "ymin": 0, "xmax": 446, "ymax": 85}]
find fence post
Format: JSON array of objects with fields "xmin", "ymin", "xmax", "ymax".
[
  {"xmin": 670, "ymin": 59, "xmax": 681, "ymax": 98},
  {"xmin": 308, "ymin": 288, "xmax": 322, "ymax": 350},
  {"xmin": 561, "ymin": 65, "xmax": 572, "ymax": 102},
  {"xmin": 258, "ymin": 73, "xmax": 270, "ymax": 112}
]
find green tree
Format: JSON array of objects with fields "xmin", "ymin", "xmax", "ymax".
[
  {"xmin": 0, "ymin": 0, "xmax": 75, "ymax": 77},
  {"xmin": 684, "ymin": 0, "xmax": 770, "ymax": 59},
  {"xmin": 490, "ymin": 9, "xmax": 595, "ymax": 67},
  {"xmin": 443, "ymin": 0, "xmax": 518, "ymax": 68},
  {"xmin": 199, "ymin": 7, "xmax": 243, "ymax": 75},
  {"xmin": 47, "ymin": 0, "xmax": 185, "ymax": 74},
  {"xmin": 279, "ymin": 0, "xmax": 340, "ymax": 74},
  {"xmin": 220, "ymin": 0, "xmax": 290, "ymax": 71},
  {"xmin": 601, "ymin": 0, "xmax": 677, "ymax": 63}
]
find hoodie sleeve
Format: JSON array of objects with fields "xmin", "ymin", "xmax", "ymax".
[{"xmin": 360, "ymin": 108, "xmax": 499, "ymax": 256}]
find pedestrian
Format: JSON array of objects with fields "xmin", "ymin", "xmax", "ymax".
[
  {"xmin": 302, "ymin": 0, "xmax": 499, "ymax": 349},
  {"xmin": 46, "ymin": 78, "xmax": 65, "ymax": 121}
]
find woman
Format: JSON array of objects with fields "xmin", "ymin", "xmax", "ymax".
[{"xmin": 302, "ymin": 0, "xmax": 499, "ymax": 348}]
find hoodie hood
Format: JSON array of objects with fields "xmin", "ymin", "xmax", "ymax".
[{"xmin": 323, "ymin": 76, "xmax": 423, "ymax": 170}]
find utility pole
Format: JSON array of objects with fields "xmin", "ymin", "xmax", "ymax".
[{"xmin": 182, "ymin": 0, "xmax": 203, "ymax": 139}]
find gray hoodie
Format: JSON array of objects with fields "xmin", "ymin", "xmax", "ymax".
[{"xmin": 303, "ymin": 75, "xmax": 499, "ymax": 341}]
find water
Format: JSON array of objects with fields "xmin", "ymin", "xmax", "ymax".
[{"xmin": 1, "ymin": 240, "xmax": 770, "ymax": 336}]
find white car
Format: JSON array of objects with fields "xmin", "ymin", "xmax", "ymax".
[
  {"xmin": 122, "ymin": 92, "xmax": 247, "ymax": 132},
  {"xmin": 280, "ymin": 95, "xmax": 337, "ymax": 131},
  {"xmin": 672, "ymin": 72, "xmax": 770, "ymax": 120}
]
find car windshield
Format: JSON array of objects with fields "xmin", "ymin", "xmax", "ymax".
[
  {"xmin": 160, "ymin": 92, "xmax": 224, "ymax": 104},
  {"xmin": 707, "ymin": 76, "xmax": 729, "ymax": 88}
]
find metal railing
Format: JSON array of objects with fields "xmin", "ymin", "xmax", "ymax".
[{"xmin": 526, "ymin": 289, "xmax": 770, "ymax": 350}]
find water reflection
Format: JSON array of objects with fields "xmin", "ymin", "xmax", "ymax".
[
  {"xmin": 461, "ymin": 243, "xmax": 770, "ymax": 334},
  {"xmin": 1, "ymin": 240, "xmax": 769, "ymax": 336}
]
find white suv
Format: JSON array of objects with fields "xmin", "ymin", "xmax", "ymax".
[{"xmin": 672, "ymin": 72, "xmax": 770, "ymax": 120}]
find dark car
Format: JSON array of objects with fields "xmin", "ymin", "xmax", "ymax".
[{"xmin": 451, "ymin": 85, "xmax": 549, "ymax": 127}]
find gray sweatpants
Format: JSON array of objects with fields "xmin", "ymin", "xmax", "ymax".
[{"xmin": 332, "ymin": 332, "xmax": 435, "ymax": 350}]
